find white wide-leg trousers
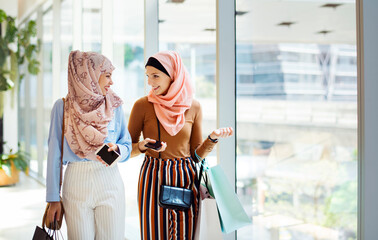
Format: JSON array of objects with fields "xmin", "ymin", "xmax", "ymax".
[{"xmin": 62, "ymin": 161, "xmax": 125, "ymax": 240}]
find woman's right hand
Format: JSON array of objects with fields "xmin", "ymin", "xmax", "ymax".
[
  {"xmin": 138, "ymin": 138, "xmax": 167, "ymax": 153},
  {"xmin": 46, "ymin": 201, "xmax": 62, "ymax": 224}
]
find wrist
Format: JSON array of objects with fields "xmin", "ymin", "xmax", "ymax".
[{"xmin": 208, "ymin": 134, "xmax": 218, "ymax": 143}]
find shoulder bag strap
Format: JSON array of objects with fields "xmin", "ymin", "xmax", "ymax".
[
  {"xmin": 59, "ymin": 98, "xmax": 65, "ymax": 193},
  {"xmin": 156, "ymin": 117, "xmax": 161, "ymax": 159}
]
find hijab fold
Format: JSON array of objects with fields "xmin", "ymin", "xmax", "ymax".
[
  {"xmin": 147, "ymin": 51, "xmax": 194, "ymax": 136},
  {"xmin": 64, "ymin": 50, "xmax": 122, "ymax": 158}
]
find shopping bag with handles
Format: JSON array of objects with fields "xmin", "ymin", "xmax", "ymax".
[{"xmin": 208, "ymin": 165, "xmax": 252, "ymax": 234}]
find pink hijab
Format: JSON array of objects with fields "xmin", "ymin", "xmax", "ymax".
[
  {"xmin": 64, "ymin": 50, "xmax": 123, "ymax": 158},
  {"xmin": 147, "ymin": 51, "xmax": 194, "ymax": 136}
]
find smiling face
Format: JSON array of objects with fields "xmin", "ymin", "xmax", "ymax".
[
  {"xmin": 145, "ymin": 66, "xmax": 172, "ymax": 96},
  {"xmin": 98, "ymin": 72, "xmax": 113, "ymax": 95}
]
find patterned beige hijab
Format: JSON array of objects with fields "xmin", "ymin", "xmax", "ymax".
[{"xmin": 64, "ymin": 50, "xmax": 123, "ymax": 158}]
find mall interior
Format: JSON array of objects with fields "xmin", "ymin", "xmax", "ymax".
[{"xmin": 0, "ymin": 0, "xmax": 378, "ymax": 240}]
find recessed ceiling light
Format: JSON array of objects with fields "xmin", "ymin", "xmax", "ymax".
[
  {"xmin": 317, "ymin": 30, "xmax": 332, "ymax": 35},
  {"xmin": 166, "ymin": 0, "xmax": 185, "ymax": 3},
  {"xmin": 204, "ymin": 28, "xmax": 216, "ymax": 32},
  {"xmin": 235, "ymin": 11, "xmax": 248, "ymax": 16},
  {"xmin": 321, "ymin": 3, "xmax": 343, "ymax": 9},
  {"xmin": 277, "ymin": 21, "xmax": 296, "ymax": 27}
]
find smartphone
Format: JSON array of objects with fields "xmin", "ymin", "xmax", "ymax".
[
  {"xmin": 95, "ymin": 143, "xmax": 121, "ymax": 166},
  {"xmin": 144, "ymin": 141, "xmax": 162, "ymax": 151}
]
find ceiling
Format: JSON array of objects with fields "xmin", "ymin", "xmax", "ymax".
[{"xmin": 158, "ymin": 0, "xmax": 356, "ymax": 44}]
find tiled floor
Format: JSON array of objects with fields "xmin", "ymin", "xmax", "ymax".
[{"xmin": 0, "ymin": 172, "xmax": 68, "ymax": 239}]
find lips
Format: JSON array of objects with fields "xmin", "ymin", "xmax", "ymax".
[{"xmin": 153, "ymin": 86, "xmax": 160, "ymax": 91}]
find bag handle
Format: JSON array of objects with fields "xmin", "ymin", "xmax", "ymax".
[
  {"xmin": 156, "ymin": 117, "xmax": 161, "ymax": 159},
  {"xmin": 59, "ymin": 98, "xmax": 65, "ymax": 193}
]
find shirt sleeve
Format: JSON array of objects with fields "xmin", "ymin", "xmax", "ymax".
[
  {"xmin": 115, "ymin": 106, "xmax": 132, "ymax": 163},
  {"xmin": 190, "ymin": 101, "xmax": 217, "ymax": 162},
  {"xmin": 128, "ymin": 98, "xmax": 146, "ymax": 158},
  {"xmin": 46, "ymin": 99, "xmax": 64, "ymax": 202}
]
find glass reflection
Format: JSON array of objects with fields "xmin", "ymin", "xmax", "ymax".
[{"xmin": 236, "ymin": 1, "xmax": 357, "ymax": 239}]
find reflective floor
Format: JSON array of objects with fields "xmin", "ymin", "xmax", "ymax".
[{"xmin": 0, "ymin": 173, "xmax": 68, "ymax": 239}]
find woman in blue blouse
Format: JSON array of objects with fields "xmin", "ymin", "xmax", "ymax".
[{"xmin": 45, "ymin": 50, "xmax": 132, "ymax": 239}]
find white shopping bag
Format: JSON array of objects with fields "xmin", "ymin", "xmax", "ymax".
[{"xmin": 194, "ymin": 197, "xmax": 223, "ymax": 240}]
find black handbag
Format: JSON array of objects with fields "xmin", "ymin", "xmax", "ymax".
[
  {"xmin": 32, "ymin": 226, "xmax": 53, "ymax": 240},
  {"xmin": 159, "ymin": 185, "xmax": 194, "ymax": 210},
  {"xmin": 155, "ymin": 117, "xmax": 197, "ymax": 211}
]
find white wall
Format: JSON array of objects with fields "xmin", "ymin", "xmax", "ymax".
[{"xmin": 0, "ymin": 0, "xmax": 18, "ymax": 16}]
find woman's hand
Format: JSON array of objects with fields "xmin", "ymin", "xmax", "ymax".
[
  {"xmin": 96, "ymin": 142, "xmax": 119, "ymax": 166},
  {"xmin": 138, "ymin": 138, "xmax": 167, "ymax": 153},
  {"xmin": 46, "ymin": 202, "xmax": 62, "ymax": 225},
  {"xmin": 209, "ymin": 127, "xmax": 234, "ymax": 141}
]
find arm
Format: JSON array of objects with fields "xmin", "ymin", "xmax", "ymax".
[
  {"xmin": 46, "ymin": 99, "xmax": 64, "ymax": 202},
  {"xmin": 190, "ymin": 102, "xmax": 217, "ymax": 162},
  {"xmin": 128, "ymin": 99, "xmax": 147, "ymax": 158},
  {"xmin": 114, "ymin": 106, "xmax": 132, "ymax": 162}
]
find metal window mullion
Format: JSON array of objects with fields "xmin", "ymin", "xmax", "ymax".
[
  {"xmin": 216, "ymin": 0, "xmax": 236, "ymax": 239},
  {"xmin": 52, "ymin": 0, "xmax": 61, "ymax": 101},
  {"xmin": 36, "ymin": 6, "xmax": 44, "ymax": 178},
  {"xmin": 101, "ymin": 0, "xmax": 113, "ymax": 60},
  {"xmin": 358, "ymin": 0, "xmax": 378, "ymax": 239},
  {"xmin": 72, "ymin": 0, "xmax": 82, "ymax": 50},
  {"xmin": 144, "ymin": 0, "xmax": 159, "ymax": 94}
]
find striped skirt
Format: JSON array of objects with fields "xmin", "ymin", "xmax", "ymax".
[{"xmin": 138, "ymin": 155, "xmax": 199, "ymax": 240}]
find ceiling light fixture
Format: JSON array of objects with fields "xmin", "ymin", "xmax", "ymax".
[
  {"xmin": 317, "ymin": 30, "xmax": 332, "ymax": 35},
  {"xmin": 235, "ymin": 11, "xmax": 248, "ymax": 16},
  {"xmin": 277, "ymin": 21, "xmax": 296, "ymax": 27},
  {"xmin": 321, "ymin": 3, "xmax": 343, "ymax": 9},
  {"xmin": 166, "ymin": 0, "xmax": 185, "ymax": 3}
]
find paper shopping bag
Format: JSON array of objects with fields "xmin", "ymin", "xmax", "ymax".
[
  {"xmin": 208, "ymin": 165, "xmax": 252, "ymax": 234},
  {"xmin": 194, "ymin": 197, "xmax": 223, "ymax": 240}
]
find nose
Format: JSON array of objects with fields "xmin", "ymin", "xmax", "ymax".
[
  {"xmin": 147, "ymin": 77, "xmax": 152, "ymax": 86},
  {"xmin": 109, "ymin": 78, "xmax": 113, "ymax": 85}
]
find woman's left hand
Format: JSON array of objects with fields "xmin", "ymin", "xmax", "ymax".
[{"xmin": 209, "ymin": 127, "xmax": 234, "ymax": 140}]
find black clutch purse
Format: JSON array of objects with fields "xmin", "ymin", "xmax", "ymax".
[{"xmin": 159, "ymin": 185, "xmax": 193, "ymax": 211}]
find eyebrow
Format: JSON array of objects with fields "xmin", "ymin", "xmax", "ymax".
[{"xmin": 146, "ymin": 72, "xmax": 159, "ymax": 75}]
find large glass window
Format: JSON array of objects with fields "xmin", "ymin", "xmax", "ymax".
[
  {"xmin": 236, "ymin": 1, "xmax": 357, "ymax": 239},
  {"xmin": 159, "ymin": 0, "xmax": 217, "ymax": 160},
  {"xmin": 82, "ymin": 0, "xmax": 101, "ymax": 52},
  {"xmin": 41, "ymin": 3, "xmax": 53, "ymax": 178},
  {"xmin": 112, "ymin": 0, "xmax": 144, "ymax": 238}
]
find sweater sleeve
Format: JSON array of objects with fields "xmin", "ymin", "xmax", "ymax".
[
  {"xmin": 128, "ymin": 98, "xmax": 146, "ymax": 158},
  {"xmin": 190, "ymin": 101, "xmax": 217, "ymax": 162}
]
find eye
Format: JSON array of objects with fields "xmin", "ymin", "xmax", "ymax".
[{"xmin": 153, "ymin": 74, "xmax": 159, "ymax": 78}]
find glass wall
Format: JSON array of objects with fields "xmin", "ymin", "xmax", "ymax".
[
  {"xmin": 235, "ymin": 1, "xmax": 357, "ymax": 239},
  {"xmin": 159, "ymin": 0, "xmax": 217, "ymax": 164},
  {"xmin": 82, "ymin": 0, "xmax": 101, "ymax": 52},
  {"xmin": 112, "ymin": 0, "xmax": 144, "ymax": 238},
  {"xmin": 17, "ymin": 0, "xmax": 360, "ymax": 239},
  {"xmin": 41, "ymin": 2, "xmax": 53, "ymax": 178}
]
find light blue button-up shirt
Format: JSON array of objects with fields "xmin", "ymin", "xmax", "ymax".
[{"xmin": 46, "ymin": 98, "xmax": 132, "ymax": 202}]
